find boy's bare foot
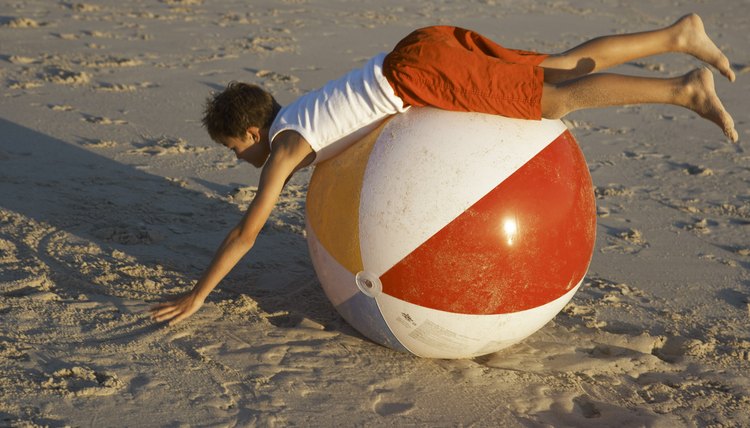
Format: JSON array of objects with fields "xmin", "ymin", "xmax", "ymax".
[
  {"xmin": 673, "ymin": 13, "xmax": 735, "ymax": 82},
  {"xmin": 682, "ymin": 68, "xmax": 737, "ymax": 142}
]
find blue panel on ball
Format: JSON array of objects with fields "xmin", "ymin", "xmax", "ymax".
[{"xmin": 335, "ymin": 294, "xmax": 409, "ymax": 353}]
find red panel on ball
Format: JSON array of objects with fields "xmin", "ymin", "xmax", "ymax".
[{"xmin": 379, "ymin": 130, "xmax": 596, "ymax": 315}]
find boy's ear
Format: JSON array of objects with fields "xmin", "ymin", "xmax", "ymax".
[{"xmin": 245, "ymin": 126, "xmax": 261, "ymax": 143}]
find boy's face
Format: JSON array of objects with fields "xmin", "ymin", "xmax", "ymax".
[{"xmin": 216, "ymin": 127, "xmax": 270, "ymax": 168}]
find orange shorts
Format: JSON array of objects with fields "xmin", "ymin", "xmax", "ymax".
[{"xmin": 383, "ymin": 26, "xmax": 548, "ymax": 120}]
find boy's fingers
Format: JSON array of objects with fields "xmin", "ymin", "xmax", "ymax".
[
  {"xmin": 148, "ymin": 297, "xmax": 199, "ymax": 325},
  {"xmin": 152, "ymin": 307, "xmax": 179, "ymax": 321},
  {"xmin": 168, "ymin": 312, "xmax": 189, "ymax": 326},
  {"xmin": 149, "ymin": 305, "xmax": 173, "ymax": 317},
  {"xmin": 149, "ymin": 301, "xmax": 173, "ymax": 311},
  {"xmin": 155, "ymin": 313, "xmax": 177, "ymax": 323}
]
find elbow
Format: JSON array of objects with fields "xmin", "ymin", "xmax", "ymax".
[
  {"xmin": 238, "ymin": 231, "xmax": 257, "ymax": 249},
  {"xmin": 232, "ymin": 226, "xmax": 257, "ymax": 249}
]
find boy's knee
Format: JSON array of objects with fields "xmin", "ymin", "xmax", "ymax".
[
  {"xmin": 540, "ymin": 84, "xmax": 569, "ymax": 119},
  {"xmin": 541, "ymin": 55, "xmax": 597, "ymax": 83}
]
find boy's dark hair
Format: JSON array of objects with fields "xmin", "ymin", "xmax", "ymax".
[{"xmin": 202, "ymin": 82, "xmax": 281, "ymax": 140}]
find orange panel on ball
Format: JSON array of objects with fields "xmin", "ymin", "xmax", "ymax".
[{"xmin": 379, "ymin": 130, "xmax": 596, "ymax": 315}]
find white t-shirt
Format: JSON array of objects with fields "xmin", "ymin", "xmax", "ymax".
[{"xmin": 268, "ymin": 53, "xmax": 409, "ymax": 165}]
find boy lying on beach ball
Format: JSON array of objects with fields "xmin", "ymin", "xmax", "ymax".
[{"xmin": 150, "ymin": 14, "xmax": 737, "ymax": 326}]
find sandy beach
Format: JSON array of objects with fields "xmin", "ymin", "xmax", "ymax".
[{"xmin": 1, "ymin": 0, "xmax": 749, "ymax": 426}]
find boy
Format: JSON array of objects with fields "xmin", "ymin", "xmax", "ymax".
[{"xmin": 150, "ymin": 14, "xmax": 736, "ymax": 326}]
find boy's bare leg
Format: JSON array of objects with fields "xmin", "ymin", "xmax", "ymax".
[
  {"xmin": 541, "ymin": 68, "xmax": 738, "ymax": 142},
  {"xmin": 540, "ymin": 14, "xmax": 735, "ymax": 83}
]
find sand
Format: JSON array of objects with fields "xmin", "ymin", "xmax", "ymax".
[{"xmin": 1, "ymin": 0, "xmax": 749, "ymax": 426}]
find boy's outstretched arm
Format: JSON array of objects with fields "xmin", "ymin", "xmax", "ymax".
[{"xmin": 149, "ymin": 132, "xmax": 314, "ymax": 326}]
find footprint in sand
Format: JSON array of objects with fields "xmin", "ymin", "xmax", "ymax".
[
  {"xmin": 372, "ymin": 393, "xmax": 415, "ymax": 417},
  {"xmin": 95, "ymin": 81, "xmax": 157, "ymax": 92},
  {"xmin": 81, "ymin": 114, "xmax": 128, "ymax": 125},
  {"xmin": 80, "ymin": 56, "xmax": 143, "ymax": 68},
  {"xmin": 41, "ymin": 366, "xmax": 124, "ymax": 397},
  {"xmin": 651, "ymin": 335, "xmax": 716, "ymax": 363},
  {"xmin": 255, "ymin": 69, "xmax": 300, "ymax": 84},
  {"xmin": 698, "ymin": 252, "xmax": 739, "ymax": 267},
  {"xmin": 636, "ymin": 369, "xmax": 744, "ymax": 416},
  {"xmin": 0, "ymin": 233, "xmax": 57, "ymax": 299},
  {"xmin": 91, "ymin": 223, "xmax": 164, "ymax": 245},
  {"xmin": 96, "ymin": 82, "xmax": 138, "ymax": 92},
  {"xmin": 128, "ymin": 136, "xmax": 208, "ymax": 156},
  {"xmin": 680, "ymin": 217, "xmax": 713, "ymax": 234},
  {"xmin": 1, "ymin": 17, "xmax": 45, "ymax": 28},
  {"xmin": 251, "ymin": 69, "xmax": 301, "ymax": 93},
  {"xmin": 629, "ymin": 60, "xmax": 666, "ymax": 72},
  {"xmin": 241, "ymin": 28, "xmax": 297, "ymax": 54},
  {"xmin": 600, "ymin": 227, "xmax": 649, "ymax": 254},
  {"xmin": 595, "ymin": 184, "xmax": 634, "ymax": 199},
  {"xmin": 571, "ymin": 395, "xmax": 602, "ymax": 419},
  {"xmin": 368, "ymin": 380, "xmax": 415, "ymax": 417},
  {"xmin": 40, "ymin": 66, "xmax": 91, "ymax": 85},
  {"xmin": 48, "ymin": 104, "xmax": 75, "ymax": 111},
  {"xmin": 80, "ymin": 138, "xmax": 119, "ymax": 148},
  {"xmin": 8, "ymin": 55, "xmax": 38, "ymax": 65},
  {"xmin": 682, "ymin": 163, "xmax": 714, "ymax": 176}
]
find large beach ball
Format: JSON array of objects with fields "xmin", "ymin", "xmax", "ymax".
[{"xmin": 305, "ymin": 107, "xmax": 596, "ymax": 359}]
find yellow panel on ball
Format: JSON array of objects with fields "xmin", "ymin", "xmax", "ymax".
[{"xmin": 306, "ymin": 120, "xmax": 387, "ymax": 275}]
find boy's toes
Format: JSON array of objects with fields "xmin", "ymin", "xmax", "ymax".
[
  {"xmin": 727, "ymin": 127, "xmax": 739, "ymax": 143},
  {"xmin": 720, "ymin": 59, "xmax": 736, "ymax": 82}
]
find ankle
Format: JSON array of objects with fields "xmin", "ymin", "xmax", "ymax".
[
  {"xmin": 677, "ymin": 68, "xmax": 708, "ymax": 108},
  {"xmin": 671, "ymin": 13, "xmax": 701, "ymax": 53}
]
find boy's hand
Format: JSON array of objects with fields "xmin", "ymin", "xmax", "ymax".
[
  {"xmin": 149, "ymin": 292, "xmax": 205, "ymax": 326},
  {"xmin": 147, "ymin": 132, "xmax": 313, "ymax": 328}
]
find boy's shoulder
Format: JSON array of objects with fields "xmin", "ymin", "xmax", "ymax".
[{"xmin": 268, "ymin": 130, "xmax": 315, "ymax": 169}]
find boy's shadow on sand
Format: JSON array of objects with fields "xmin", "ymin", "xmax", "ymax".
[{"xmin": 0, "ymin": 117, "xmax": 353, "ymax": 340}]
